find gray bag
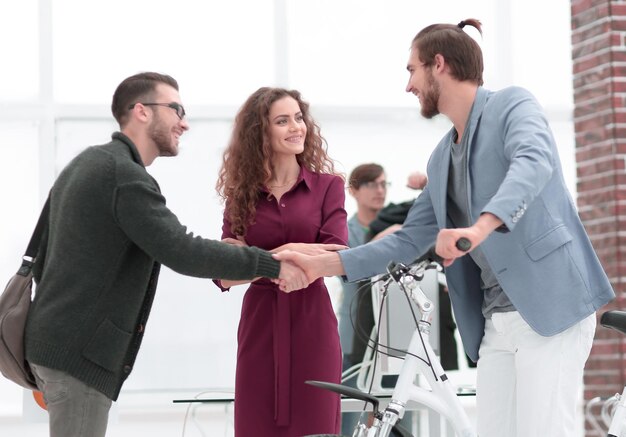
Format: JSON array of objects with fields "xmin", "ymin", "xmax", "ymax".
[{"xmin": 0, "ymin": 197, "xmax": 49, "ymax": 390}]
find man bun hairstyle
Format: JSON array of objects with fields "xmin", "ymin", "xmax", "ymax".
[{"xmin": 412, "ymin": 18, "xmax": 484, "ymax": 86}]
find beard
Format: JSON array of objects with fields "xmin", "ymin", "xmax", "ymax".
[
  {"xmin": 420, "ymin": 70, "xmax": 441, "ymax": 119},
  {"xmin": 148, "ymin": 114, "xmax": 178, "ymax": 157}
]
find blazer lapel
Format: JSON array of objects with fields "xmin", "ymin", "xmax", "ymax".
[
  {"xmin": 434, "ymin": 87, "xmax": 489, "ymax": 228},
  {"xmin": 436, "ymin": 130, "xmax": 454, "ymax": 228},
  {"xmin": 462, "ymin": 87, "xmax": 489, "ymax": 224},
  {"xmin": 465, "ymin": 87, "xmax": 489, "ymax": 157}
]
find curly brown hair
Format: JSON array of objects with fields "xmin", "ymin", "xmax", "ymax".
[{"xmin": 216, "ymin": 87, "xmax": 338, "ymax": 237}]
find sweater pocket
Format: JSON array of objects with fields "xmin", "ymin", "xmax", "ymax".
[{"xmin": 82, "ymin": 319, "xmax": 132, "ymax": 371}]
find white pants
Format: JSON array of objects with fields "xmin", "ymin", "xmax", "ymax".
[{"xmin": 476, "ymin": 311, "xmax": 596, "ymax": 437}]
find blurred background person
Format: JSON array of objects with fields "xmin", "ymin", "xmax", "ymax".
[{"xmin": 337, "ymin": 164, "xmax": 428, "ymax": 435}]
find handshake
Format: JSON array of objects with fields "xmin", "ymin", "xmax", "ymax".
[{"xmin": 221, "ymin": 238, "xmax": 347, "ymax": 293}]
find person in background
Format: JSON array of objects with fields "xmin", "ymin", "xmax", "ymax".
[
  {"xmin": 339, "ymin": 165, "xmax": 427, "ymax": 371},
  {"xmin": 276, "ymin": 19, "xmax": 614, "ymax": 437},
  {"xmin": 366, "ymin": 176, "xmax": 472, "ymax": 372},
  {"xmin": 339, "ymin": 163, "xmax": 386, "ymax": 377},
  {"xmin": 215, "ymin": 87, "xmax": 348, "ymax": 437},
  {"xmin": 24, "ymin": 72, "xmax": 307, "ymax": 437},
  {"xmin": 338, "ymin": 164, "xmax": 427, "ymax": 435}
]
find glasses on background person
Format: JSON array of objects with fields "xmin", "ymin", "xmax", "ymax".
[{"xmin": 360, "ymin": 180, "xmax": 391, "ymax": 190}]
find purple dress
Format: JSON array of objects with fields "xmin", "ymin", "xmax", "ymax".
[{"xmin": 219, "ymin": 167, "xmax": 348, "ymax": 437}]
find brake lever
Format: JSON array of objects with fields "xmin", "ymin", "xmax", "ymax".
[{"xmin": 381, "ymin": 237, "xmax": 471, "ymax": 282}]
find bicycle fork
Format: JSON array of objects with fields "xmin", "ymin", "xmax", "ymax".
[{"xmin": 369, "ymin": 326, "xmax": 476, "ymax": 437}]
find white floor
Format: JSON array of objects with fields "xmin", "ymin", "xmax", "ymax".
[
  {"xmin": 0, "ymin": 375, "xmax": 478, "ymax": 437},
  {"xmin": 0, "ymin": 389, "xmax": 235, "ymax": 437},
  {"xmin": 0, "ymin": 371, "xmax": 589, "ymax": 437},
  {"xmin": 0, "ymin": 318, "xmax": 587, "ymax": 437}
]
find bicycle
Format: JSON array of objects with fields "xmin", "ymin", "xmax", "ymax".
[
  {"xmin": 585, "ymin": 310, "xmax": 626, "ymax": 437},
  {"xmin": 305, "ymin": 239, "xmax": 477, "ymax": 437}
]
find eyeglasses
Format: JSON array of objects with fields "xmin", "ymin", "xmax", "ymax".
[
  {"xmin": 361, "ymin": 181, "xmax": 391, "ymax": 190},
  {"xmin": 128, "ymin": 102, "xmax": 186, "ymax": 120}
]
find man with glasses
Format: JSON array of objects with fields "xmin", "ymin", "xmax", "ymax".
[
  {"xmin": 24, "ymin": 72, "xmax": 308, "ymax": 437},
  {"xmin": 338, "ymin": 163, "xmax": 426, "ymax": 435},
  {"xmin": 338, "ymin": 164, "xmax": 391, "ymax": 382},
  {"xmin": 130, "ymin": 102, "xmax": 186, "ymax": 119}
]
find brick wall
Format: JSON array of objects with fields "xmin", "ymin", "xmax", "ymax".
[{"xmin": 571, "ymin": 0, "xmax": 626, "ymax": 434}]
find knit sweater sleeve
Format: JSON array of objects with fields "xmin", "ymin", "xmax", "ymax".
[{"xmin": 112, "ymin": 180, "xmax": 279, "ymax": 280}]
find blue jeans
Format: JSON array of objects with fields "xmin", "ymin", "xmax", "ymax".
[{"xmin": 30, "ymin": 363, "xmax": 112, "ymax": 437}]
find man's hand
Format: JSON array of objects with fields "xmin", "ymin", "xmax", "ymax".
[
  {"xmin": 273, "ymin": 250, "xmax": 345, "ymax": 285},
  {"xmin": 435, "ymin": 228, "xmax": 474, "ymax": 267},
  {"xmin": 435, "ymin": 213, "xmax": 503, "ymax": 267},
  {"xmin": 277, "ymin": 260, "xmax": 309, "ymax": 293}
]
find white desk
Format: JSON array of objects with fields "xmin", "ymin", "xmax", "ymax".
[{"xmin": 173, "ymin": 392, "xmax": 475, "ymax": 437}]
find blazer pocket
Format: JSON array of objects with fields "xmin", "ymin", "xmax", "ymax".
[
  {"xmin": 83, "ymin": 319, "xmax": 132, "ymax": 371},
  {"xmin": 524, "ymin": 224, "xmax": 573, "ymax": 261}
]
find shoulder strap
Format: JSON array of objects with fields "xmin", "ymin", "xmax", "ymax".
[{"xmin": 23, "ymin": 195, "xmax": 51, "ymax": 261}]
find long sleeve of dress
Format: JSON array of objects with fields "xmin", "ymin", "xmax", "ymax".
[{"xmin": 318, "ymin": 175, "xmax": 348, "ymax": 245}]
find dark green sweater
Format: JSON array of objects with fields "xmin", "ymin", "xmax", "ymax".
[{"xmin": 25, "ymin": 132, "xmax": 280, "ymax": 400}]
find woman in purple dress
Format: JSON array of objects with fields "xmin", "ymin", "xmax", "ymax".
[{"xmin": 215, "ymin": 87, "xmax": 348, "ymax": 437}]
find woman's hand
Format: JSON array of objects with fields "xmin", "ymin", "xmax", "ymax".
[
  {"xmin": 272, "ymin": 250, "xmax": 346, "ymax": 285},
  {"xmin": 275, "ymin": 260, "xmax": 309, "ymax": 293},
  {"xmin": 271, "ymin": 242, "xmax": 348, "ymax": 256},
  {"xmin": 219, "ymin": 237, "xmax": 255, "ymax": 288},
  {"xmin": 221, "ymin": 237, "xmax": 248, "ymax": 247}
]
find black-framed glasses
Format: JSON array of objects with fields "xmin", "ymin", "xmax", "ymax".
[
  {"xmin": 128, "ymin": 102, "xmax": 186, "ymax": 120},
  {"xmin": 361, "ymin": 181, "xmax": 391, "ymax": 190}
]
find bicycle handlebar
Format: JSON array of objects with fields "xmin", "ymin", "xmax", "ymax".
[
  {"xmin": 456, "ymin": 237, "xmax": 472, "ymax": 252},
  {"xmin": 411, "ymin": 237, "xmax": 471, "ymax": 265},
  {"xmin": 385, "ymin": 237, "xmax": 472, "ymax": 281}
]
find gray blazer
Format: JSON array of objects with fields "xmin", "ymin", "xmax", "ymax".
[{"xmin": 340, "ymin": 86, "xmax": 614, "ymax": 361}]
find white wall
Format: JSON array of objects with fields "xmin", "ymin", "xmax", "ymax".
[{"xmin": 0, "ymin": 0, "xmax": 576, "ymax": 415}]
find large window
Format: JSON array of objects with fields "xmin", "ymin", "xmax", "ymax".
[
  {"xmin": 52, "ymin": 0, "xmax": 276, "ymax": 105},
  {"xmin": 0, "ymin": 1, "xmax": 39, "ymax": 101},
  {"xmin": 286, "ymin": 0, "xmax": 499, "ymax": 106},
  {"xmin": 0, "ymin": 0, "xmax": 575, "ymax": 399}
]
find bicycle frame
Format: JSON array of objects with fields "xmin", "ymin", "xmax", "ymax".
[
  {"xmin": 308, "ymin": 252, "xmax": 476, "ymax": 437},
  {"xmin": 364, "ymin": 262, "xmax": 476, "ymax": 437}
]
